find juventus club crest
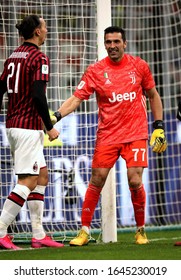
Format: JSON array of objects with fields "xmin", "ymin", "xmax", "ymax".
[{"xmin": 128, "ymin": 71, "xmax": 136, "ymax": 84}]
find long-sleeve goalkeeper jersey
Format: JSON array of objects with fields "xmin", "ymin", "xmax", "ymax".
[{"xmin": 74, "ymin": 54, "xmax": 155, "ymax": 145}]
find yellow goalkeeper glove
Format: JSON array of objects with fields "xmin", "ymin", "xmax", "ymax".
[
  {"xmin": 50, "ymin": 111, "xmax": 62, "ymax": 125},
  {"xmin": 150, "ymin": 121, "xmax": 167, "ymax": 153}
]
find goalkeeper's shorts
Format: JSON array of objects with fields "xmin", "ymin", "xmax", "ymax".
[{"xmin": 92, "ymin": 139, "xmax": 148, "ymax": 168}]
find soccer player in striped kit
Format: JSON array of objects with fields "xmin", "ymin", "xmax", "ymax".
[
  {"xmin": 0, "ymin": 15, "xmax": 64, "ymax": 249},
  {"xmin": 52, "ymin": 26, "xmax": 167, "ymax": 246}
]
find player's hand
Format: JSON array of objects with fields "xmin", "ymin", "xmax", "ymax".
[
  {"xmin": 177, "ymin": 101, "xmax": 181, "ymax": 121},
  {"xmin": 150, "ymin": 129, "xmax": 167, "ymax": 153},
  {"xmin": 50, "ymin": 111, "xmax": 62, "ymax": 125},
  {"xmin": 47, "ymin": 127, "xmax": 60, "ymax": 141}
]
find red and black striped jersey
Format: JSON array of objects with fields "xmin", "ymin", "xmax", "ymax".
[{"xmin": 0, "ymin": 42, "xmax": 50, "ymax": 130}]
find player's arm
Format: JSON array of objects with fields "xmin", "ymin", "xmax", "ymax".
[
  {"xmin": 32, "ymin": 80, "xmax": 53, "ymax": 131},
  {"xmin": 177, "ymin": 100, "xmax": 181, "ymax": 121},
  {"xmin": 51, "ymin": 95, "xmax": 83, "ymax": 124},
  {"xmin": 0, "ymin": 80, "xmax": 7, "ymax": 111},
  {"xmin": 146, "ymin": 87, "xmax": 167, "ymax": 153},
  {"xmin": 51, "ymin": 66, "xmax": 92, "ymax": 124}
]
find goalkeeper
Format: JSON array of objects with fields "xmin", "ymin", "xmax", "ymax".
[{"xmin": 51, "ymin": 26, "xmax": 167, "ymax": 246}]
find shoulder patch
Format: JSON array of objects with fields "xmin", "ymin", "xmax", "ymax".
[
  {"xmin": 77, "ymin": 80, "xmax": 85, "ymax": 89},
  {"xmin": 42, "ymin": 64, "xmax": 49, "ymax": 74}
]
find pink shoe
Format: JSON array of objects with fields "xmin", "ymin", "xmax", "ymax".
[
  {"xmin": 31, "ymin": 235, "xmax": 64, "ymax": 248},
  {"xmin": 0, "ymin": 235, "xmax": 21, "ymax": 250}
]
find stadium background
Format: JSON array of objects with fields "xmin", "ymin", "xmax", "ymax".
[{"xmin": 0, "ymin": 0, "xmax": 181, "ymax": 242}]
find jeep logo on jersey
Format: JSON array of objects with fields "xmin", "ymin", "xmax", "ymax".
[{"xmin": 108, "ymin": 91, "xmax": 136, "ymax": 103}]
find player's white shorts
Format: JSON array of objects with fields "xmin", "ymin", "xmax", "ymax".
[{"xmin": 6, "ymin": 128, "xmax": 46, "ymax": 175}]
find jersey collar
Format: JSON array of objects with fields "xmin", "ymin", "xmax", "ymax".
[{"xmin": 105, "ymin": 54, "xmax": 128, "ymax": 68}]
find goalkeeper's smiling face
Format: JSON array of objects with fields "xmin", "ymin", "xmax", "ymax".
[{"xmin": 104, "ymin": 32, "xmax": 127, "ymax": 63}]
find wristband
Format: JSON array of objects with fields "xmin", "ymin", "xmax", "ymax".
[
  {"xmin": 53, "ymin": 111, "xmax": 62, "ymax": 122},
  {"xmin": 153, "ymin": 120, "xmax": 164, "ymax": 130}
]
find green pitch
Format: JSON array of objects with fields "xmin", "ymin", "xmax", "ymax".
[{"xmin": 0, "ymin": 229, "xmax": 181, "ymax": 260}]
